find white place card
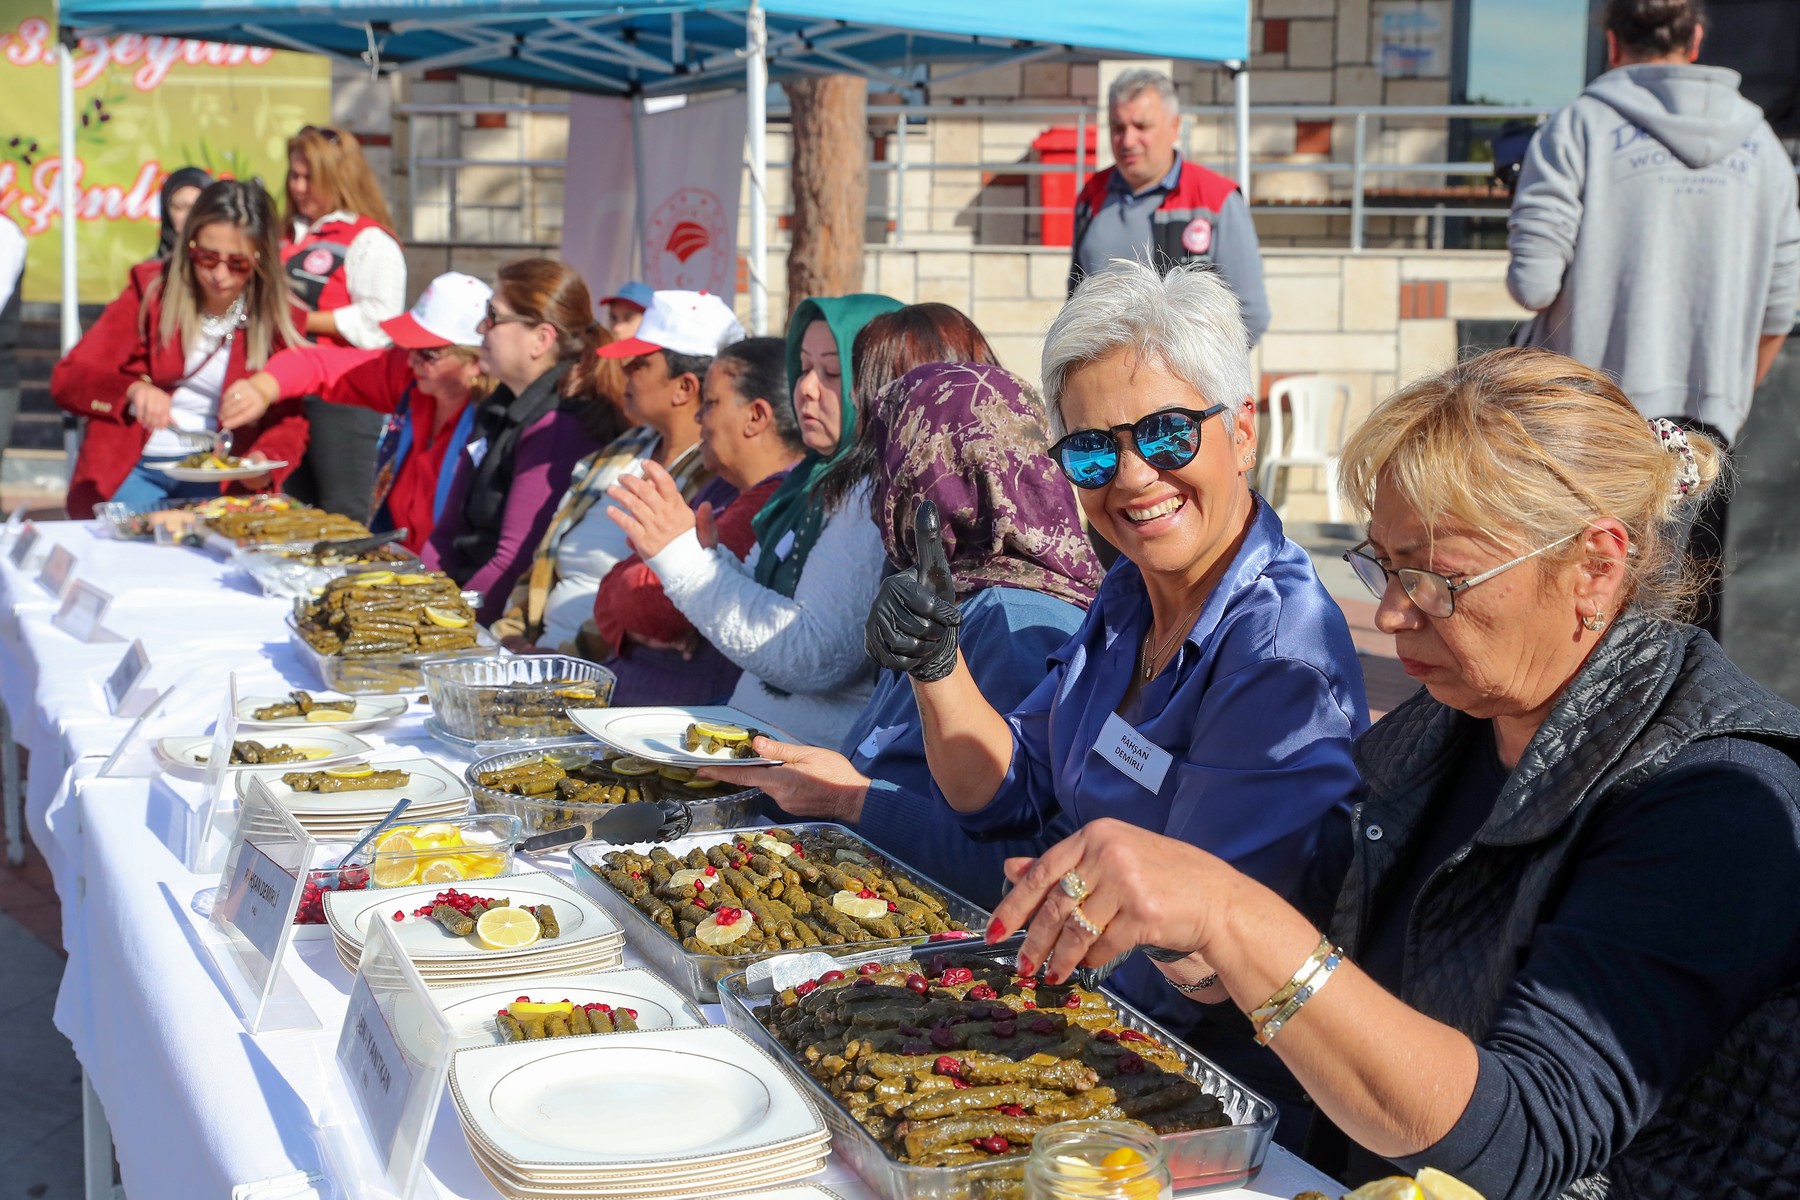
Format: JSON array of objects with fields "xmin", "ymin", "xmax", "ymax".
[
  {"xmin": 323, "ymin": 918, "xmax": 452, "ymax": 1200},
  {"xmin": 52, "ymin": 580, "xmax": 115, "ymax": 642},
  {"xmin": 186, "ymin": 673, "xmax": 239, "ymax": 873},
  {"xmin": 207, "ymin": 779, "xmax": 318, "ymax": 1033},
  {"xmin": 36, "ymin": 543, "xmax": 75, "ymax": 598},
  {"xmin": 102, "ymin": 640, "xmax": 154, "ymax": 716},
  {"xmin": 3, "ymin": 503, "xmax": 24, "ymax": 537},
  {"xmin": 8, "ymin": 520, "xmax": 39, "ymax": 567}
]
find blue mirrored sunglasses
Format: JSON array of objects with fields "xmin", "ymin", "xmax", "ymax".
[{"xmin": 1050, "ymin": 404, "xmax": 1229, "ymax": 489}]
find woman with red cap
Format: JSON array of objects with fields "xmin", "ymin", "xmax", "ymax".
[{"xmin": 219, "ymin": 271, "xmax": 496, "ymax": 551}]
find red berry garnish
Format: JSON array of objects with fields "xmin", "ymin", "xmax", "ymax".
[
  {"xmin": 905, "ymin": 974, "xmax": 929, "ymax": 995},
  {"xmin": 857, "ymin": 961, "xmax": 883, "ymax": 976},
  {"xmin": 968, "ymin": 984, "xmax": 998, "ymax": 1000},
  {"xmin": 792, "ymin": 846, "xmax": 805, "ymax": 858},
  {"xmin": 794, "ymin": 980, "xmax": 818, "ymax": 997},
  {"xmin": 939, "ymin": 967, "xmax": 974, "ymax": 986},
  {"xmin": 858, "ymin": 888, "xmax": 876, "ymax": 899},
  {"xmin": 1063, "ymin": 992, "xmax": 1081, "ymax": 1009},
  {"xmin": 1117, "ymin": 1029, "xmax": 1151, "ymax": 1043},
  {"xmin": 998, "ymin": 1104, "xmax": 1026, "ymax": 1117},
  {"xmin": 392, "ymin": 911, "xmax": 404, "ymax": 921},
  {"xmin": 516, "ymin": 996, "xmax": 530, "ymax": 1002},
  {"xmin": 933, "ymin": 1055, "xmax": 962, "ymax": 1077},
  {"xmin": 625, "ymin": 1009, "xmax": 637, "ymax": 1018},
  {"xmin": 952, "ymin": 1077, "xmax": 971, "ymax": 1089},
  {"xmin": 819, "ymin": 970, "xmax": 845, "ymax": 984},
  {"xmin": 704, "ymin": 865, "xmax": 716, "ymax": 876},
  {"xmin": 887, "ymin": 901, "xmax": 898, "ymax": 911}
]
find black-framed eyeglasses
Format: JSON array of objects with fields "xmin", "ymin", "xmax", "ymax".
[
  {"xmin": 1050, "ymin": 404, "xmax": 1228, "ymax": 489},
  {"xmin": 1343, "ymin": 532, "xmax": 1577, "ymax": 619}
]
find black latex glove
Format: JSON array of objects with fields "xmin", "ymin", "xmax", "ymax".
[{"xmin": 864, "ymin": 500, "xmax": 962, "ymax": 682}]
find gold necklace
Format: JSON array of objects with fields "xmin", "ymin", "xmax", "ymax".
[{"xmin": 1141, "ymin": 597, "xmax": 1208, "ymax": 680}]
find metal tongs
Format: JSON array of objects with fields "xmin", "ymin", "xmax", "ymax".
[
  {"xmin": 169, "ymin": 428, "xmax": 235, "ymax": 458},
  {"xmin": 516, "ymin": 801, "xmax": 669, "ymax": 855},
  {"xmin": 310, "ymin": 529, "xmax": 409, "ymax": 558}
]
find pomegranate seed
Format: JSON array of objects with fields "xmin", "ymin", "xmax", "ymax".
[
  {"xmin": 516, "ymin": 996, "xmax": 530, "ymax": 1002},
  {"xmin": 887, "ymin": 901, "xmax": 898, "ymax": 912},
  {"xmin": 792, "ymin": 846, "xmax": 805, "ymax": 858},
  {"xmin": 939, "ymin": 967, "xmax": 974, "ymax": 986},
  {"xmin": 857, "ymin": 962, "xmax": 883, "ymax": 976},
  {"xmin": 952, "ymin": 1077, "xmax": 971, "ymax": 1089},
  {"xmin": 1117, "ymin": 1029, "xmax": 1151, "ymax": 1043},
  {"xmin": 968, "ymin": 984, "xmax": 998, "ymax": 1000},
  {"xmin": 794, "ymin": 980, "xmax": 818, "ymax": 997},
  {"xmin": 1063, "ymin": 993, "xmax": 1081, "ymax": 1009},
  {"xmin": 704, "ymin": 865, "xmax": 716, "ymax": 876},
  {"xmin": 819, "ymin": 970, "xmax": 845, "ymax": 984},
  {"xmin": 625, "ymin": 1009, "xmax": 637, "ymax": 1018},
  {"xmin": 933, "ymin": 1055, "xmax": 962, "ymax": 1076},
  {"xmin": 998, "ymin": 1104, "xmax": 1026, "ymax": 1117},
  {"xmin": 905, "ymin": 974, "xmax": 929, "ymax": 995},
  {"xmin": 392, "ymin": 911, "xmax": 404, "ymax": 921},
  {"xmin": 858, "ymin": 888, "xmax": 876, "ymax": 899}
]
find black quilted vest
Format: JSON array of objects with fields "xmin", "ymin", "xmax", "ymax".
[{"xmin": 1332, "ymin": 611, "xmax": 1800, "ymax": 1199}]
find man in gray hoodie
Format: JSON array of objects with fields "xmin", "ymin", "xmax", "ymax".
[{"xmin": 1508, "ymin": 0, "xmax": 1798, "ymax": 634}]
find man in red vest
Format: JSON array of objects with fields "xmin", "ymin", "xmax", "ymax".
[{"xmin": 1069, "ymin": 69, "xmax": 1270, "ymax": 346}]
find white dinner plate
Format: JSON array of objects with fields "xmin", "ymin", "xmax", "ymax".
[
  {"xmin": 450, "ymin": 1026, "xmax": 826, "ymax": 1170},
  {"xmin": 429, "ymin": 969, "xmax": 706, "ymax": 1049},
  {"xmin": 157, "ymin": 460, "xmax": 289, "ymax": 482},
  {"xmin": 234, "ymin": 755, "xmax": 470, "ymax": 812},
  {"xmin": 325, "ymin": 871, "xmax": 619, "ymax": 962},
  {"xmin": 235, "ymin": 693, "xmax": 409, "ymax": 732},
  {"xmin": 568, "ymin": 705, "xmax": 800, "ymax": 767},
  {"xmin": 466, "ymin": 1137, "xmax": 827, "ymax": 1191},
  {"xmin": 155, "ymin": 729, "xmax": 372, "ymax": 775}
]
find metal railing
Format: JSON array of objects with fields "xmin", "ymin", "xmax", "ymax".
[{"xmin": 396, "ymin": 99, "xmax": 1556, "ymax": 251}]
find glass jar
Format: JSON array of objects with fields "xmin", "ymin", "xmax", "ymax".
[{"xmin": 1024, "ymin": 1120, "xmax": 1174, "ymax": 1200}]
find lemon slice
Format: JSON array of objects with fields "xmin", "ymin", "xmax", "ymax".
[
  {"xmin": 370, "ymin": 850, "xmax": 419, "ymax": 888},
  {"xmin": 325, "ymin": 764, "xmax": 376, "ymax": 779},
  {"xmin": 476, "ymin": 906, "xmax": 541, "ymax": 950},
  {"xmin": 305, "ymin": 709, "xmax": 351, "ymax": 723},
  {"xmin": 457, "ymin": 850, "xmax": 507, "ymax": 877},
  {"xmin": 691, "ymin": 720, "xmax": 748, "ymax": 740},
  {"xmin": 419, "ymin": 857, "xmax": 466, "ymax": 884},
  {"xmin": 1416, "ymin": 1169, "xmax": 1488, "ymax": 1200},
  {"xmin": 1346, "ymin": 1179, "xmax": 1424, "ymax": 1200},
  {"xmin": 508, "ymin": 1000, "xmax": 573, "ymax": 1018},
  {"xmin": 610, "ymin": 755, "xmax": 658, "ymax": 776},
  {"xmin": 423, "ymin": 605, "xmax": 471, "ymax": 629},
  {"xmin": 411, "ymin": 823, "xmax": 464, "ymax": 848},
  {"xmin": 831, "ymin": 890, "xmax": 888, "ymax": 920},
  {"xmin": 298, "ymin": 747, "xmax": 333, "ymax": 760},
  {"xmin": 754, "ymin": 834, "xmax": 795, "ymax": 858},
  {"xmin": 668, "ymin": 868, "xmax": 719, "ymax": 893},
  {"xmin": 356, "ymin": 570, "xmax": 396, "ymax": 586},
  {"xmin": 396, "ymin": 573, "xmax": 434, "ymax": 585},
  {"xmin": 695, "ymin": 909, "xmax": 755, "ymax": 947},
  {"xmin": 374, "ymin": 829, "xmax": 417, "ymax": 854}
]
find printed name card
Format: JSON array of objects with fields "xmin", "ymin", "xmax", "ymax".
[
  {"xmin": 8, "ymin": 520, "xmax": 39, "ymax": 567},
  {"xmin": 3, "ymin": 503, "xmax": 24, "ymax": 537},
  {"xmin": 36, "ymin": 544, "xmax": 75, "ymax": 598},
  {"xmin": 329, "ymin": 918, "xmax": 452, "ymax": 1198},
  {"xmin": 1095, "ymin": 711, "xmax": 1173, "ymax": 794},
  {"xmin": 208, "ymin": 778, "xmax": 316, "ymax": 1033},
  {"xmin": 52, "ymin": 580, "xmax": 115, "ymax": 642},
  {"xmin": 103, "ymin": 640, "xmax": 154, "ymax": 715}
]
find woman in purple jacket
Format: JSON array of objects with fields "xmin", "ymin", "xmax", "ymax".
[{"xmin": 426, "ymin": 259, "xmax": 624, "ymax": 621}]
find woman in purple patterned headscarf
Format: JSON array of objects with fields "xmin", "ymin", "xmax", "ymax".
[{"xmin": 704, "ymin": 358, "xmax": 1102, "ymax": 907}]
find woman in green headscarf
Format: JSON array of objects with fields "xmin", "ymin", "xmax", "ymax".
[{"xmin": 608, "ymin": 293, "xmax": 903, "ymax": 749}]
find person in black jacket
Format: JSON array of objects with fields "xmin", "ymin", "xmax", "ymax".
[
  {"xmin": 0, "ymin": 212, "xmax": 24, "ymax": 468},
  {"xmin": 980, "ymin": 348, "xmax": 1800, "ymax": 1199}
]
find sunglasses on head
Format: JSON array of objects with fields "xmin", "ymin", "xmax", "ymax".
[
  {"xmin": 301, "ymin": 124, "xmax": 342, "ymax": 145},
  {"xmin": 188, "ymin": 242, "xmax": 257, "ymax": 275},
  {"xmin": 1050, "ymin": 404, "xmax": 1228, "ymax": 489}
]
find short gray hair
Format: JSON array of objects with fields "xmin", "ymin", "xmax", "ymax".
[
  {"xmin": 1108, "ymin": 68, "xmax": 1179, "ymax": 119},
  {"xmin": 1041, "ymin": 261, "xmax": 1252, "ymax": 438}
]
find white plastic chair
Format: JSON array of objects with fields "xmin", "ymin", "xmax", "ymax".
[{"xmin": 1259, "ymin": 375, "xmax": 1352, "ymax": 523}]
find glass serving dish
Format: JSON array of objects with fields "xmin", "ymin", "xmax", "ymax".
[
  {"xmin": 466, "ymin": 741, "xmax": 762, "ymax": 840},
  {"xmin": 568, "ymin": 822, "xmax": 992, "ymax": 1003},
  {"xmin": 341, "ymin": 811, "xmax": 523, "ymax": 889},
  {"xmin": 716, "ymin": 942, "xmax": 1278, "ymax": 1200},
  {"xmin": 422, "ymin": 655, "xmax": 616, "ymax": 742},
  {"xmin": 231, "ymin": 540, "xmax": 422, "ymax": 600},
  {"xmin": 286, "ymin": 613, "xmax": 499, "ymax": 694}
]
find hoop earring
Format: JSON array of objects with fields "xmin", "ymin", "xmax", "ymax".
[{"xmin": 1582, "ymin": 611, "xmax": 1608, "ymax": 632}]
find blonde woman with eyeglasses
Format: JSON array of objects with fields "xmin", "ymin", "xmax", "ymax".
[{"xmin": 52, "ymin": 178, "xmax": 306, "ymax": 516}]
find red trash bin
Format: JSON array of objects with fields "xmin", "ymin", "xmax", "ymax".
[{"xmin": 1032, "ymin": 125, "xmax": 1099, "ymax": 248}]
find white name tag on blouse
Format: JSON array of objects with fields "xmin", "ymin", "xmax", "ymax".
[
  {"xmin": 773, "ymin": 529, "xmax": 796, "ymax": 560},
  {"xmin": 856, "ymin": 723, "xmax": 906, "ymax": 761},
  {"xmin": 465, "ymin": 436, "xmax": 489, "ymax": 467},
  {"xmin": 1095, "ymin": 712, "xmax": 1172, "ymax": 794}
]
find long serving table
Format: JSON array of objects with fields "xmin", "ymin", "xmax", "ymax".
[{"xmin": 0, "ymin": 519, "xmax": 1343, "ymax": 1200}]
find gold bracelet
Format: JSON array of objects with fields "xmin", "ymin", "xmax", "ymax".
[
  {"xmin": 1254, "ymin": 945, "xmax": 1344, "ymax": 1046},
  {"xmin": 1249, "ymin": 934, "xmax": 1333, "ymax": 1028}
]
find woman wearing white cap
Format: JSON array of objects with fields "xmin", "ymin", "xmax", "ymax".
[{"xmin": 219, "ymin": 271, "xmax": 497, "ymax": 551}]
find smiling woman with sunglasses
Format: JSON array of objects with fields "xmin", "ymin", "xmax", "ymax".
[
  {"xmin": 52, "ymin": 179, "xmax": 307, "ymax": 515},
  {"xmin": 862, "ymin": 260, "xmax": 1368, "ymax": 1128}
]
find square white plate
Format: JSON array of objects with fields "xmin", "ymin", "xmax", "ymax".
[
  {"xmin": 236, "ymin": 693, "xmax": 410, "ymax": 732},
  {"xmin": 450, "ymin": 1026, "xmax": 827, "ymax": 1171},
  {"xmin": 326, "ymin": 871, "xmax": 619, "ymax": 963},
  {"xmin": 567, "ymin": 705, "xmax": 799, "ymax": 768},
  {"xmin": 466, "ymin": 1145, "xmax": 827, "ymax": 1197},
  {"xmin": 156, "ymin": 730, "xmax": 372, "ymax": 775},
  {"xmin": 431, "ymin": 968, "xmax": 706, "ymax": 1048},
  {"xmin": 234, "ymin": 755, "xmax": 470, "ymax": 813}
]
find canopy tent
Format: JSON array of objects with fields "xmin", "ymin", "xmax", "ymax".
[{"xmin": 53, "ymin": 0, "xmax": 1252, "ymax": 338}]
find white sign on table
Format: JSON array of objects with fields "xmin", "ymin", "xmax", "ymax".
[
  {"xmin": 205, "ymin": 777, "xmax": 318, "ymax": 1034},
  {"xmin": 8, "ymin": 520, "xmax": 39, "ymax": 568},
  {"xmin": 102, "ymin": 640, "xmax": 155, "ymax": 716},
  {"xmin": 186, "ymin": 673, "xmax": 240, "ymax": 873},
  {"xmin": 36, "ymin": 543, "xmax": 75, "ymax": 598},
  {"xmin": 321, "ymin": 918, "xmax": 453, "ymax": 1200},
  {"xmin": 52, "ymin": 580, "xmax": 120, "ymax": 643},
  {"xmin": 2, "ymin": 503, "xmax": 24, "ymax": 538}
]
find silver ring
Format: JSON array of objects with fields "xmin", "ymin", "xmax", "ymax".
[
  {"xmin": 1059, "ymin": 871, "xmax": 1088, "ymax": 903},
  {"xmin": 1068, "ymin": 902, "xmax": 1104, "ymax": 937}
]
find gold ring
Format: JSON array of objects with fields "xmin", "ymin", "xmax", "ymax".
[
  {"xmin": 1069, "ymin": 902, "xmax": 1104, "ymax": 938},
  {"xmin": 1059, "ymin": 871, "xmax": 1088, "ymax": 903}
]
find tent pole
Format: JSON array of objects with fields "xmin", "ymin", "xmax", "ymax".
[
  {"xmin": 57, "ymin": 28, "xmax": 79, "ymax": 355},
  {"xmin": 746, "ymin": 0, "xmax": 769, "ymax": 334},
  {"xmin": 630, "ymin": 95, "xmax": 648, "ymax": 278},
  {"xmin": 1231, "ymin": 60, "xmax": 1250, "ymax": 196}
]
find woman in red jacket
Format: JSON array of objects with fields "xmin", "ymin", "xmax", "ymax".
[
  {"xmin": 52, "ymin": 179, "xmax": 307, "ymax": 517},
  {"xmin": 219, "ymin": 271, "xmax": 497, "ymax": 552}
]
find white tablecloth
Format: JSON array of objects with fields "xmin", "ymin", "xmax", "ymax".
[{"xmin": 0, "ymin": 520, "xmax": 1342, "ymax": 1200}]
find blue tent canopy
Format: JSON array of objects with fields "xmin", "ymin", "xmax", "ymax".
[{"xmin": 56, "ymin": 1, "xmax": 1250, "ymax": 95}]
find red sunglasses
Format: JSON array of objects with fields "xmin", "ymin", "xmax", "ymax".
[{"xmin": 188, "ymin": 242, "xmax": 257, "ymax": 275}]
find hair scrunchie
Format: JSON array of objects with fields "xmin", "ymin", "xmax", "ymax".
[{"xmin": 1649, "ymin": 417, "xmax": 1702, "ymax": 498}]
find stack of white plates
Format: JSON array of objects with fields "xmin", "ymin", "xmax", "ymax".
[
  {"xmin": 324, "ymin": 870, "xmax": 623, "ymax": 985},
  {"xmin": 235, "ymin": 756, "xmax": 472, "ymax": 839},
  {"xmin": 449, "ymin": 1026, "xmax": 832, "ymax": 1198}
]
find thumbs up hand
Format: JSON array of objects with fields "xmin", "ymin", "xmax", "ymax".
[{"xmin": 864, "ymin": 501, "xmax": 963, "ymax": 682}]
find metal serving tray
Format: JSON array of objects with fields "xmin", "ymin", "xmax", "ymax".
[
  {"xmin": 569, "ymin": 822, "xmax": 993, "ymax": 1004},
  {"xmin": 285, "ymin": 613, "xmax": 498, "ymax": 694},
  {"xmin": 467, "ymin": 741, "xmax": 763, "ymax": 839},
  {"xmin": 231, "ymin": 541, "xmax": 423, "ymax": 600},
  {"xmin": 716, "ymin": 942, "xmax": 1279, "ymax": 1200}
]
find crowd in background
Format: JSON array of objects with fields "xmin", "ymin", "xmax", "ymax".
[{"xmin": 33, "ymin": 1, "xmax": 1800, "ymax": 1196}]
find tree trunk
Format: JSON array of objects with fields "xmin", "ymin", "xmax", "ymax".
[{"xmin": 783, "ymin": 74, "xmax": 868, "ymax": 318}]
